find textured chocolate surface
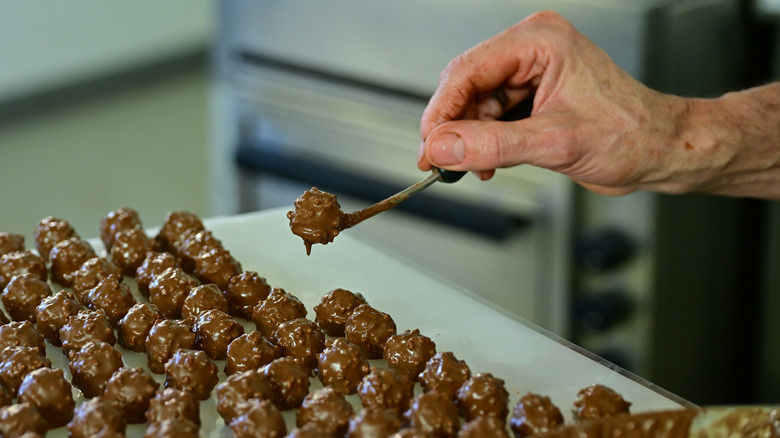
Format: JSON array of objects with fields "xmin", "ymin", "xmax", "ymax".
[
  {"xmin": 313, "ymin": 288, "xmax": 367, "ymax": 337},
  {"xmin": 216, "ymin": 369, "xmax": 273, "ymax": 423},
  {"xmin": 176, "ymin": 229, "xmax": 222, "ymax": 273},
  {"xmin": 71, "ymin": 257, "xmax": 122, "ymax": 301},
  {"xmin": 103, "ymin": 366, "xmax": 159, "ymax": 424},
  {"xmin": 193, "ymin": 309, "xmax": 244, "ymax": 360},
  {"xmin": 144, "ymin": 419, "xmax": 200, "ymax": 438},
  {"xmin": 345, "ymin": 304, "xmax": 397, "ymax": 359},
  {"xmin": 182, "ymin": 283, "xmax": 227, "ymax": 319},
  {"xmin": 66, "ymin": 396, "xmax": 126, "ymax": 438},
  {"xmin": 225, "ymin": 271, "xmax": 271, "ymax": 319},
  {"xmin": 345, "ymin": 407, "xmax": 402, "ymax": 438},
  {"xmin": 117, "ymin": 302, "xmax": 162, "ymax": 352},
  {"xmin": 59, "ymin": 309, "xmax": 116, "ymax": 355},
  {"xmin": 0, "ymin": 321, "xmax": 45, "ymax": 356},
  {"xmin": 261, "ymin": 357, "xmax": 311, "ymax": 411},
  {"xmin": 155, "ymin": 211, "xmax": 205, "ymax": 254},
  {"xmin": 164, "ymin": 348, "xmax": 219, "ymax": 400},
  {"xmin": 456, "ymin": 372, "xmax": 510, "ymax": 422},
  {"xmin": 48, "ymin": 237, "xmax": 96, "ymax": 287},
  {"xmin": 572, "ymin": 384, "xmax": 631, "ymax": 421},
  {"xmin": 358, "ymin": 367, "xmax": 415, "ymax": 418},
  {"xmin": 100, "ymin": 207, "xmax": 142, "ymax": 251},
  {"xmin": 148, "ymin": 266, "xmax": 199, "ymax": 319},
  {"xmin": 145, "ymin": 387, "xmax": 201, "ymax": 425},
  {"xmin": 193, "ymin": 246, "xmax": 242, "ymax": 291},
  {"xmin": 404, "ymin": 390, "xmax": 460, "ymax": 438},
  {"xmin": 17, "ymin": 367, "xmax": 75, "ymax": 429},
  {"xmin": 271, "ymin": 317, "xmax": 325, "ymax": 372},
  {"xmin": 251, "ymin": 287, "xmax": 307, "ymax": 337},
  {"xmin": 287, "ymin": 187, "xmax": 345, "ymax": 255},
  {"xmin": 0, "ymin": 403, "xmax": 47, "ymax": 438},
  {"xmin": 0, "ymin": 232, "xmax": 24, "ymax": 257},
  {"xmin": 229, "ymin": 398, "xmax": 287, "ymax": 438},
  {"xmin": 85, "ymin": 274, "xmax": 136, "ymax": 327},
  {"xmin": 33, "ymin": 216, "xmax": 76, "ymax": 261},
  {"xmin": 34, "ymin": 291, "xmax": 81, "ymax": 346},
  {"xmin": 68, "ymin": 340, "xmax": 124, "ymax": 398},
  {"xmin": 317, "ymin": 337, "xmax": 370, "ymax": 395},
  {"xmin": 1, "ymin": 274, "xmax": 51, "ymax": 322},
  {"xmin": 0, "ymin": 346, "xmax": 51, "ymax": 397},
  {"xmin": 135, "ymin": 251, "xmax": 179, "ymax": 296},
  {"xmin": 419, "ymin": 352, "xmax": 471, "ymax": 399},
  {"xmin": 383, "ymin": 329, "xmax": 436, "ymax": 382},
  {"xmin": 145, "ymin": 318, "xmax": 196, "ymax": 374},
  {"xmin": 110, "ymin": 227, "xmax": 153, "ymax": 276},
  {"xmin": 457, "ymin": 416, "xmax": 511, "ymax": 438},
  {"xmin": 510, "ymin": 392, "xmax": 564, "ymax": 437},
  {"xmin": 225, "ymin": 330, "xmax": 282, "ymax": 376},
  {"xmin": 0, "ymin": 251, "xmax": 47, "ymax": 290},
  {"xmin": 296, "ymin": 386, "xmax": 355, "ymax": 437}
]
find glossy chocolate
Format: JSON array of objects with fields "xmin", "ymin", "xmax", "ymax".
[
  {"xmin": 117, "ymin": 302, "xmax": 162, "ymax": 352},
  {"xmin": 110, "ymin": 227, "xmax": 153, "ymax": 276},
  {"xmin": 193, "ymin": 309, "xmax": 244, "ymax": 360},
  {"xmin": 572, "ymin": 384, "xmax": 631, "ymax": 421},
  {"xmin": 100, "ymin": 207, "xmax": 142, "ymax": 250},
  {"xmin": 455, "ymin": 373, "xmax": 510, "ymax": 423},
  {"xmin": 34, "ymin": 291, "xmax": 81, "ymax": 346},
  {"xmin": 510, "ymin": 392, "xmax": 564, "ymax": 437},
  {"xmin": 358, "ymin": 367, "xmax": 415, "ymax": 417},
  {"xmin": 225, "ymin": 271, "xmax": 271, "ymax": 319},
  {"xmin": 0, "ymin": 346, "xmax": 51, "ymax": 397},
  {"xmin": 261, "ymin": 357, "xmax": 311, "ymax": 411},
  {"xmin": 251, "ymin": 287, "xmax": 307, "ymax": 337},
  {"xmin": 68, "ymin": 340, "xmax": 124, "ymax": 398},
  {"xmin": 225, "ymin": 330, "xmax": 282, "ymax": 376},
  {"xmin": 103, "ymin": 366, "xmax": 159, "ymax": 424},
  {"xmin": 164, "ymin": 348, "xmax": 219, "ymax": 400},
  {"xmin": 419, "ymin": 352, "xmax": 471, "ymax": 399},
  {"xmin": 1, "ymin": 274, "xmax": 51, "ymax": 322},
  {"xmin": 182, "ymin": 283, "xmax": 227, "ymax": 319},
  {"xmin": 229, "ymin": 398, "xmax": 287, "ymax": 438},
  {"xmin": 0, "ymin": 321, "xmax": 45, "ymax": 356},
  {"xmin": 48, "ymin": 237, "xmax": 96, "ymax": 287},
  {"xmin": 345, "ymin": 304, "xmax": 397, "ymax": 359},
  {"xmin": 71, "ymin": 257, "xmax": 122, "ymax": 301},
  {"xmin": 345, "ymin": 407, "xmax": 402, "ymax": 438},
  {"xmin": 17, "ymin": 367, "xmax": 75, "ymax": 429},
  {"xmin": 0, "ymin": 403, "xmax": 47, "ymax": 438},
  {"xmin": 85, "ymin": 274, "xmax": 136, "ymax": 327},
  {"xmin": 144, "ymin": 419, "xmax": 200, "ymax": 438},
  {"xmin": 0, "ymin": 232, "xmax": 24, "ymax": 257},
  {"xmin": 296, "ymin": 386, "xmax": 355, "ymax": 437},
  {"xmin": 145, "ymin": 318, "xmax": 196, "ymax": 374},
  {"xmin": 271, "ymin": 317, "xmax": 325, "ymax": 372},
  {"xmin": 155, "ymin": 210, "xmax": 205, "ymax": 254},
  {"xmin": 317, "ymin": 337, "xmax": 370, "ymax": 395},
  {"xmin": 457, "ymin": 416, "xmax": 511, "ymax": 438},
  {"xmin": 383, "ymin": 329, "xmax": 436, "ymax": 382},
  {"xmin": 148, "ymin": 266, "xmax": 199, "ymax": 319},
  {"xmin": 33, "ymin": 216, "xmax": 77, "ymax": 261},
  {"xmin": 66, "ymin": 396, "xmax": 126, "ymax": 438},
  {"xmin": 176, "ymin": 229, "xmax": 222, "ymax": 273},
  {"xmin": 193, "ymin": 246, "xmax": 242, "ymax": 291},
  {"xmin": 216, "ymin": 368, "xmax": 273, "ymax": 423},
  {"xmin": 59, "ymin": 309, "xmax": 116, "ymax": 355},
  {"xmin": 135, "ymin": 251, "xmax": 179, "ymax": 296},
  {"xmin": 404, "ymin": 390, "xmax": 460, "ymax": 438},
  {"xmin": 287, "ymin": 187, "xmax": 346, "ymax": 255},
  {"xmin": 145, "ymin": 387, "xmax": 201, "ymax": 425},
  {"xmin": 0, "ymin": 251, "xmax": 47, "ymax": 289},
  {"xmin": 314, "ymin": 288, "xmax": 367, "ymax": 337}
]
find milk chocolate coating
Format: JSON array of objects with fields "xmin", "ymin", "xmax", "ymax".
[
  {"xmin": 419, "ymin": 352, "xmax": 471, "ymax": 399},
  {"xmin": 572, "ymin": 384, "xmax": 631, "ymax": 421},
  {"xmin": 0, "ymin": 321, "xmax": 45, "ymax": 356},
  {"xmin": 100, "ymin": 207, "xmax": 142, "ymax": 250},
  {"xmin": 510, "ymin": 392, "xmax": 564, "ymax": 437},
  {"xmin": 287, "ymin": 187, "xmax": 345, "ymax": 255},
  {"xmin": 225, "ymin": 271, "xmax": 271, "ymax": 319},
  {"xmin": 33, "ymin": 216, "xmax": 77, "ymax": 261},
  {"xmin": 17, "ymin": 367, "xmax": 75, "ymax": 429},
  {"xmin": 85, "ymin": 274, "xmax": 136, "ymax": 327},
  {"xmin": 193, "ymin": 246, "xmax": 242, "ymax": 291},
  {"xmin": 391, "ymin": 428, "xmax": 432, "ymax": 438},
  {"xmin": 148, "ymin": 266, "xmax": 199, "ymax": 319},
  {"xmin": 155, "ymin": 211, "xmax": 205, "ymax": 254},
  {"xmin": 182, "ymin": 283, "xmax": 227, "ymax": 319},
  {"xmin": 110, "ymin": 227, "xmax": 153, "ymax": 276},
  {"xmin": 345, "ymin": 304, "xmax": 397, "ymax": 359},
  {"xmin": 71, "ymin": 257, "xmax": 122, "ymax": 301},
  {"xmin": 314, "ymin": 288, "xmax": 368, "ymax": 337},
  {"xmin": 135, "ymin": 251, "xmax": 179, "ymax": 296},
  {"xmin": 59, "ymin": 309, "xmax": 116, "ymax": 355},
  {"xmin": 66, "ymin": 396, "xmax": 126, "ymax": 438},
  {"xmin": 358, "ymin": 367, "xmax": 415, "ymax": 417},
  {"xmin": 404, "ymin": 390, "xmax": 460, "ymax": 438},
  {"xmin": 216, "ymin": 369, "xmax": 273, "ymax": 423},
  {"xmin": 34, "ymin": 291, "xmax": 81, "ymax": 345},
  {"xmin": 103, "ymin": 366, "xmax": 159, "ymax": 424},
  {"xmin": 176, "ymin": 229, "xmax": 222, "ymax": 273},
  {"xmin": 145, "ymin": 387, "xmax": 201, "ymax": 425},
  {"xmin": 144, "ymin": 419, "xmax": 200, "ymax": 438},
  {"xmin": 225, "ymin": 330, "xmax": 282, "ymax": 376},
  {"xmin": 345, "ymin": 407, "xmax": 402, "ymax": 438},
  {"xmin": 261, "ymin": 357, "xmax": 310, "ymax": 410},
  {"xmin": 296, "ymin": 386, "xmax": 355, "ymax": 437},
  {"xmin": 317, "ymin": 337, "xmax": 370, "ymax": 395},
  {"xmin": 455, "ymin": 373, "xmax": 510, "ymax": 422},
  {"xmin": 457, "ymin": 416, "xmax": 511, "ymax": 438},
  {"xmin": 0, "ymin": 346, "xmax": 51, "ymax": 397},
  {"xmin": 251, "ymin": 287, "xmax": 307, "ymax": 337},
  {"xmin": 68, "ymin": 340, "xmax": 124, "ymax": 398},
  {"xmin": 0, "ymin": 251, "xmax": 47, "ymax": 289},
  {"xmin": 288, "ymin": 423, "xmax": 330, "ymax": 438},
  {"xmin": 117, "ymin": 302, "xmax": 162, "ymax": 352},
  {"xmin": 0, "ymin": 309, "xmax": 7, "ymax": 325},
  {"xmin": 0, "ymin": 382, "xmax": 9, "ymax": 407},
  {"xmin": 271, "ymin": 317, "xmax": 325, "ymax": 372},
  {"xmin": 229, "ymin": 398, "xmax": 287, "ymax": 438},
  {"xmin": 1, "ymin": 274, "xmax": 51, "ymax": 322},
  {"xmin": 0, "ymin": 403, "xmax": 47, "ymax": 438},
  {"xmin": 194, "ymin": 309, "xmax": 244, "ymax": 360},
  {"xmin": 0, "ymin": 232, "xmax": 24, "ymax": 257},
  {"xmin": 48, "ymin": 237, "xmax": 96, "ymax": 287},
  {"xmin": 164, "ymin": 348, "xmax": 219, "ymax": 400},
  {"xmin": 145, "ymin": 318, "xmax": 196, "ymax": 374},
  {"xmin": 383, "ymin": 329, "xmax": 436, "ymax": 382}
]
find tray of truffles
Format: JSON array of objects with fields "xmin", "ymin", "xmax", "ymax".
[{"xmin": 0, "ymin": 207, "xmax": 695, "ymax": 437}]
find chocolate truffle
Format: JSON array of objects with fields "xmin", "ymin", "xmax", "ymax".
[
  {"xmin": 34, "ymin": 291, "xmax": 81, "ymax": 345},
  {"xmin": 296, "ymin": 386, "xmax": 355, "ymax": 437},
  {"xmin": 404, "ymin": 390, "xmax": 460, "ymax": 438},
  {"xmin": 100, "ymin": 207, "xmax": 142, "ymax": 251},
  {"xmin": 288, "ymin": 423, "xmax": 330, "ymax": 438},
  {"xmin": 0, "ymin": 251, "xmax": 47, "ymax": 289},
  {"xmin": 144, "ymin": 419, "xmax": 200, "ymax": 438},
  {"xmin": 68, "ymin": 340, "xmax": 124, "ymax": 398},
  {"xmin": 0, "ymin": 383, "xmax": 9, "ymax": 407},
  {"xmin": 33, "ymin": 216, "xmax": 77, "ymax": 261},
  {"xmin": 145, "ymin": 387, "xmax": 200, "ymax": 425},
  {"xmin": 572, "ymin": 384, "xmax": 631, "ymax": 421},
  {"xmin": 103, "ymin": 366, "xmax": 159, "ymax": 423},
  {"xmin": 0, "ymin": 321, "xmax": 45, "ymax": 355},
  {"xmin": 193, "ymin": 246, "xmax": 242, "ymax": 291},
  {"xmin": 48, "ymin": 237, "xmax": 96, "ymax": 287},
  {"xmin": 251, "ymin": 287, "xmax": 307, "ymax": 337},
  {"xmin": 66, "ymin": 396, "xmax": 126, "ymax": 438},
  {"xmin": 145, "ymin": 318, "xmax": 196, "ymax": 374},
  {"xmin": 117, "ymin": 302, "xmax": 162, "ymax": 352},
  {"xmin": 314, "ymin": 288, "xmax": 368, "ymax": 337},
  {"xmin": 164, "ymin": 348, "xmax": 219, "ymax": 400},
  {"xmin": 229, "ymin": 398, "xmax": 287, "ymax": 438},
  {"xmin": 0, "ymin": 232, "xmax": 24, "ymax": 257},
  {"xmin": 261, "ymin": 357, "xmax": 310, "ymax": 410},
  {"xmin": 287, "ymin": 187, "xmax": 345, "ymax": 255},
  {"xmin": 457, "ymin": 416, "xmax": 511, "ymax": 438},
  {"xmin": 272, "ymin": 317, "xmax": 325, "ymax": 372},
  {"xmin": 345, "ymin": 407, "xmax": 402, "ymax": 438},
  {"xmin": 110, "ymin": 227, "xmax": 153, "ymax": 276},
  {"xmin": 17, "ymin": 367, "xmax": 75, "ymax": 429},
  {"xmin": 1, "ymin": 274, "xmax": 51, "ymax": 322},
  {"xmin": 85, "ymin": 274, "xmax": 136, "ymax": 326},
  {"xmin": 0, "ymin": 403, "xmax": 47, "ymax": 438},
  {"xmin": 0, "ymin": 308, "xmax": 8, "ymax": 325},
  {"xmin": 358, "ymin": 367, "xmax": 415, "ymax": 417},
  {"xmin": 455, "ymin": 373, "xmax": 510, "ymax": 422},
  {"xmin": 383, "ymin": 329, "xmax": 436, "ymax": 382},
  {"xmin": 510, "ymin": 393, "xmax": 564, "ymax": 437},
  {"xmin": 59, "ymin": 309, "xmax": 116, "ymax": 355},
  {"xmin": 317, "ymin": 337, "xmax": 370, "ymax": 395},
  {"xmin": 182, "ymin": 283, "xmax": 227, "ymax": 319},
  {"xmin": 71, "ymin": 257, "xmax": 122, "ymax": 302},
  {"xmin": 155, "ymin": 211, "xmax": 205, "ymax": 254},
  {"xmin": 225, "ymin": 271, "xmax": 271, "ymax": 319},
  {"xmin": 345, "ymin": 304, "xmax": 397, "ymax": 359},
  {"xmin": 225, "ymin": 330, "xmax": 282, "ymax": 376},
  {"xmin": 419, "ymin": 352, "xmax": 472, "ymax": 399},
  {"xmin": 0, "ymin": 346, "xmax": 51, "ymax": 397},
  {"xmin": 216, "ymin": 369, "xmax": 273, "ymax": 423},
  {"xmin": 135, "ymin": 251, "xmax": 179, "ymax": 296},
  {"xmin": 175, "ymin": 229, "xmax": 222, "ymax": 273},
  {"xmin": 148, "ymin": 266, "xmax": 199, "ymax": 319},
  {"xmin": 193, "ymin": 309, "xmax": 244, "ymax": 360},
  {"xmin": 391, "ymin": 428, "xmax": 432, "ymax": 438}
]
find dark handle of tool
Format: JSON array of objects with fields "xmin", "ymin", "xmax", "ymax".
[{"xmin": 433, "ymin": 167, "xmax": 467, "ymax": 183}]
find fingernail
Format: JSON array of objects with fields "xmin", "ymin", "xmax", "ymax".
[
  {"xmin": 429, "ymin": 133, "xmax": 465, "ymax": 166},
  {"xmin": 417, "ymin": 140, "xmax": 425, "ymax": 163}
]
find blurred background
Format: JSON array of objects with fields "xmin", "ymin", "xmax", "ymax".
[{"xmin": 1, "ymin": 0, "xmax": 778, "ymax": 406}]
